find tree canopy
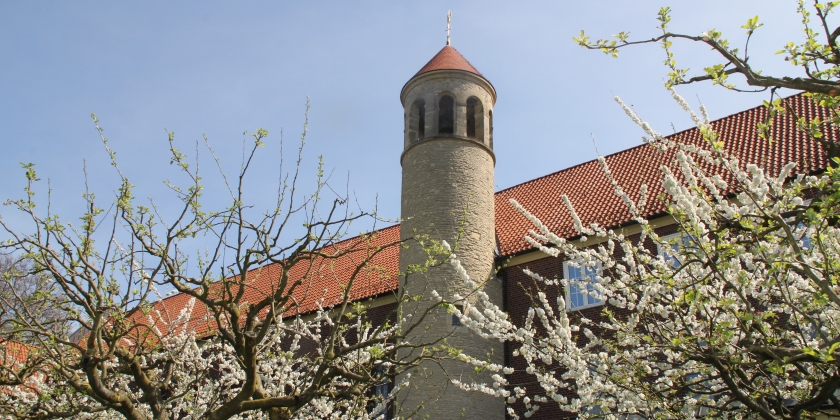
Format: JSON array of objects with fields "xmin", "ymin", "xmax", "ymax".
[{"xmin": 0, "ymin": 113, "xmax": 472, "ymax": 419}]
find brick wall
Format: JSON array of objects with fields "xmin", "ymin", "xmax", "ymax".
[{"xmin": 501, "ymin": 223, "xmax": 677, "ymax": 419}]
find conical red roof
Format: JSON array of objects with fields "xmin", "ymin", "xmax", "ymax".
[{"xmin": 415, "ymin": 45, "xmax": 482, "ymax": 77}]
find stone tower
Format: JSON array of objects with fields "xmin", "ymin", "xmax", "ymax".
[{"xmin": 398, "ymin": 44, "xmax": 504, "ymax": 419}]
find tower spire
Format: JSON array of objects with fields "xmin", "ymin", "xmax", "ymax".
[{"xmin": 446, "ymin": 10, "xmax": 451, "ymax": 45}]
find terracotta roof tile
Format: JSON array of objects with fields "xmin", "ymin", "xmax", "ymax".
[
  {"xmin": 0, "ymin": 340, "xmax": 30, "ymax": 365},
  {"xmin": 494, "ymin": 94, "xmax": 836, "ymax": 256},
  {"xmin": 138, "ymin": 225, "xmax": 401, "ymax": 338},
  {"xmin": 414, "ymin": 45, "xmax": 482, "ymax": 77}
]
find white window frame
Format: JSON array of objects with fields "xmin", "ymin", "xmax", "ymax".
[
  {"xmin": 657, "ymin": 232, "xmax": 699, "ymax": 267},
  {"xmin": 563, "ymin": 259, "xmax": 603, "ymax": 311},
  {"xmin": 791, "ymin": 198, "xmax": 814, "ymax": 250}
]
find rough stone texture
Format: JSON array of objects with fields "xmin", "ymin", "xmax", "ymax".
[
  {"xmin": 397, "ymin": 77, "xmax": 505, "ymax": 420},
  {"xmin": 398, "ymin": 138, "xmax": 503, "ymax": 419},
  {"xmin": 396, "ymin": 68, "xmax": 503, "ymax": 420}
]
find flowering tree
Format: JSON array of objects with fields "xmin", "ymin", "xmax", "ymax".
[
  {"xmin": 450, "ymin": 88, "xmax": 840, "ymax": 419},
  {"xmin": 575, "ymin": 1, "xmax": 840, "ymax": 159},
  {"xmin": 0, "ymin": 113, "xmax": 464, "ymax": 419},
  {"xmin": 0, "ymin": 255, "xmax": 67, "ymax": 342}
]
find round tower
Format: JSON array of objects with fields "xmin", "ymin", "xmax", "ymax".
[{"xmin": 398, "ymin": 44, "xmax": 504, "ymax": 419}]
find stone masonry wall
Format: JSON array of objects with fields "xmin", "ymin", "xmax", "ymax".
[
  {"xmin": 402, "ymin": 71, "xmax": 495, "ymax": 150},
  {"xmin": 398, "ymin": 137, "xmax": 504, "ymax": 419}
]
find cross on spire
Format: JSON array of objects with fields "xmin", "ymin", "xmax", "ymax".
[{"xmin": 446, "ymin": 10, "xmax": 451, "ymax": 45}]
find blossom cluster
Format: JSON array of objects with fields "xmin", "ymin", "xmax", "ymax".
[{"xmin": 0, "ymin": 292, "xmax": 405, "ymax": 420}]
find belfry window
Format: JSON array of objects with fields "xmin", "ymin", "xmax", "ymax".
[
  {"xmin": 417, "ymin": 101, "xmax": 425, "ymax": 139},
  {"xmin": 488, "ymin": 110, "xmax": 494, "ymax": 148},
  {"xmin": 466, "ymin": 98, "xmax": 477, "ymax": 138},
  {"xmin": 451, "ymin": 304, "xmax": 464, "ymax": 326},
  {"xmin": 409, "ymin": 99, "xmax": 425, "ymax": 142},
  {"xmin": 438, "ymin": 95, "xmax": 454, "ymax": 135}
]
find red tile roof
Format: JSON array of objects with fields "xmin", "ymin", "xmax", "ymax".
[
  {"xmin": 0, "ymin": 340, "xmax": 43, "ymax": 396},
  {"xmin": 414, "ymin": 45, "xmax": 482, "ymax": 77},
  {"xmin": 138, "ymin": 225, "xmax": 401, "ymax": 338},
  {"xmin": 495, "ymin": 94, "xmax": 836, "ymax": 256},
  {"xmin": 0, "ymin": 340, "xmax": 31, "ymax": 365},
  {"xmin": 147, "ymin": 94, "xmax": 836, "ymax": 329}
]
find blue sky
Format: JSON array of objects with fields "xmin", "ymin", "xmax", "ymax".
[{"xmin": 0, "ymin": 1, "xmax": 805, "ymax": 237}]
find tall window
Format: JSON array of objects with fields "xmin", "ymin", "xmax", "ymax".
[
  {"xmin": 373, "ymin": 364, "xmax": 390, "ymax": 419},
  {"xmin": 410, "ymin": 99, "xmax": 425, "ymax": 141},
  {"xmin": 657, "ymin": 233, "xmax": 697, "ymax": 267},
  {"xmin": 796, "ymin": 222, "xmax": 813, "ymax": 250},
  {"xmin": 488, "ymin": 110, "xmax": 493, "ymax": 148},
  {"xmin": 416, "ymin": 100, "xmax": 425, "ymax": 139},
  {"xmin": 438, "ymin": 95, "xmax": 454, "ymax": 135},
  {"xmin": 466, "ymin": 97, "xmax": 477, "ymax": 138},
  {"xmin": 563, "ymin": 260, "xmax": 603, "ymax": 310}
]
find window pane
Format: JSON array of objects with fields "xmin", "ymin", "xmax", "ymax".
[
  {"xmin": 667, "ymin": 242, "xmax": 681, "ymax": 267},
  {"xmin": 570, "ymin": 281, "xmax": 584, "ymax": 308},
  {"xmin": 660, "ymin": 234, "xmax": 691, "ymax": 268},
  {"xmin": 566, "ymin": 263, "xmax": 604, "ymax": 309},
  {"xmin": 586, "ymin": 281, "xmax": 601, "ymax": 305},
  {"xmin": 797, "ymin": 223, "xmax": 813, "ymax": 250},
  {"xmin": 585, "ymin": 266, "xmax": 601, "ymax": 305},
  {"xmin": 466, "ymin": 98, "xmax": 476, "ymax": 138},
  {"xmin": 417, "ymin": 101, "xmax": 425, "ymax": 139},
  {"xmin": 452, "ymin": 304, "xmax": 463, "ymax": 326}
]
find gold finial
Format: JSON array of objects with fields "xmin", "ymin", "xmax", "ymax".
[{"xmin": 446, "ymin": 10, "xmax": 451, "ymax": 45}]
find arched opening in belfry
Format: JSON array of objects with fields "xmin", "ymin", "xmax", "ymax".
[
  {"xmin": 417, "ymin": 101, "xmax": 425, "ymax": 139},
  {"xmin": 409, "ymin": 99, "xmax": 425, "ymax": 141},
  {"xmin": 438, "ymin": 95, "xmax": 454, "ymax": 135},
  {"xmin": 488, "ymin": 109, "xmax": 494, "ymax": 148},
  {"xmin": 466, "ymin": 97, "xmax": 484, "ymax": 141},
  {"xmin": 466, "ymin": 98, "xmax": 476, "ymax": 138}
]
